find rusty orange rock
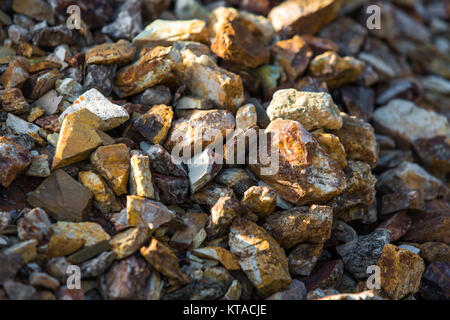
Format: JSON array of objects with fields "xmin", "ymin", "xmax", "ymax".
[
  {"xmin": 133, "ymin": 104, "xmax": 173, "ymax": 145},
  {"xmin": 86, "ymin": 39, "xmax": 136, "ymax": 65}
]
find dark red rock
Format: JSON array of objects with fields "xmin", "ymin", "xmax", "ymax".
[
  {"xmin": 0, "ymin": 136, "xmax": 34, "ymax": 188},
  {"xmin": 153, "ymin": 173, "xmax": 189, "ymax": 205},
  {"xmin": 381, "ymin": 190, "xmax": 424, "ymax": 215},
  {"xmin": 420, "ymin": 262, "xmax": 450, "ymax": 300},
  {"xmin": 301, "ymin": 259, "xmax": 344, "ymax": 291},
  {"xmin": 378, "ymin": 211, "xmax": 412, "ymax": 241}
]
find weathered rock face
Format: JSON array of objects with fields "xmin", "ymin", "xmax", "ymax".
[
  {"xmin": 0, "ymin": 88, "xmax": 30, "ymax": 114},
  {"xmin": 109, "ymin": 227, "xmax": 150, "ymax": 260},
  {"xmin": 133, "ymin": 105, "xmax": 173, "ymax": 145},
  {"xmin": 419, "ymin": 243, "xmax": 450, "ymax": 263},
  {"xmin": 86, "ymin": 40, "xmax": 136, "ymax": 65},
  {"xmin": 412, "ymin": 136, "xmax": 450, "ymax": 174},
  {"xmin": 378, "ymin": 212, "xmax": 412, "ymax": 242},
  {"xmin": 301, "ymin": 259, "xmax": 343, "ymax": 291},
  {"xmin": 214, "ymin": 168, "xmax": 257, "ymax": 198},
  {"xmin": 91, "ymin": 144, "xmax": 130, "ymax": 196},
  {"xmin": 192, "ymin": 247, "xmax": 240, "ymax": 270},
  {"xmin": 126, "ymin": 195, "xmax": 175, "ymax": 232},
  {"xmin": 381, "ymin": 190, "xmax": 424, "ymax": 215},
  {"xmin": 113, "ymin": 46, "xmax": 177, "ymax": 98},
  {"xmin": 378, "ymin": 244, "xmax": 425, "ymax": 300},
  {"xmin": 373, "ymin": 99, "xmax": 450, "ymax": 148},
  {"xmin": 187, "ymin": 148, "xmax": 223, "ymax": 194},
  {"xmin": 263, "ymin": 205, "xmax": 333, "ymax": 248},
  {"xmin": 250, "ymin": 119, "xmax": 346, "ymax": 205},
  {"xmin": 288, "ymin": 243, "xmax": 323, "ymax": 276},
  {"xmin": 241, "ymin": 186, "xmax": 276, "ymax": 219},
  {"xmin": 0, "ymin": 136, "xmax": 33, "ymax": 187},
  {"xmin": 420, "ymin": 262, "xmax": 450, "ymax": 299},
  {"xmin": 17, "ymin": 208, "xmax": 52, "ymax": 245},
  {"xmin": 27, "ymin": 170, "xmax": 93, "ymax": 222},
  {"xmin": 311, "ymin": 130, "xmax": 347, "ymax": 169},
  {"xmin": 173, "ymin": 48, "xmax": 245, "ymax": 113},
  {"xmin": 268, "ymin": 0, "xmax": 342, "ymax": 36},
  {"xmin": 52, "ymin": 221, "xmax": 110, "ymax": 247},
  {"xmin": 206, "ymin": 196, "xmax": 240, "ymax": 239},
  {"xmin": 79, "ymin": 171, "xmax": 117, "ymax": 214},
  {"xmin": 229, "ymin": 218, "xmax": 291, "ymax": 297},
  {"xmin": 129, "ymin": 154, "xmax": 156, "ymax": 200},
  {"xmin": 266, "ymin": 89, "xmax": 342, "ymax": 131}
]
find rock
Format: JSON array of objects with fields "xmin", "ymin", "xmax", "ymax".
[
  {"xmin": 132, "ymin": 85, "xmax": 172, "ymax": 106},
  {"xmin": 3, "ymin": 239, "xmax": 37, "ymax": 263},
  {"xmin": 84, "ymin": 64, "xmax": 116, "ymax": 97},
  {"xmin": 266, "ymin": 89, "xmax": 342, "ymax": 131},
  {"xmin": 206, "ymin": 196, "xmax": 240, "ymax": 239},
  {"xmin": 52, "ymin": 221, "xmax": 110, "ymax": 247},
  {"xmin": 376, "ymin": 161, "xmax": 444, "ymax": 201},
  {"xmin": 6, "ymin": 113, "xmax": 40, "ymax": 136},
  {"xmin": 27, "ymin": 169, "xmax": 93, "ymax": 222},
  {"xmin": 271, "ymin": 35, "xmax": 313, "ymax": 81},
  {"xmin": 81, "ymin": 251, "xmax": 115, "ymax": 278},
  {"xmin": 301, "ymin": 259, "xmax": 343, "ymax": 291},
  {"xmin": 268, "ymin": 0, "xmax": 342, "ymax": 36},
  {"xmin": 266, "ymin": 279, "xmax": 307, "ymax": 300},
  {"xmin": 191, "ymin": 184, "xmax": 235, "ymax": 207},
  {"xmin": 3, "ymin": 279, "xmax": 36, "ymax": 300},
  {"xmin": 310, "ymin": 51, "xmax": 365, "ymax": 89},
  {"xmin": 187, "ymin": 148, "xmax": 223, "ymax": 194},
  {"xmin": 126, "ymin": 195, "xmax": 175, "ymax": 232},
  {"xmin": 164, "ymin": 109, "xmax": 235, "ymax": 155},
  {"xmin": 141, "ymin": 237, "xmax": 189, "ymax": 284},
  {"xmin": 133, "ymin": 19, "xmax": 208, "ymax": 47},
  {"xmin": 249, "ymin": 119, "xmax": 346, "ymax": 205},
  {"xmin": 420, "ymin": 262, "xmax": 450, "ymax": 299},
  {"xmin": 140, "ymin": 142, "xmax": 188, "ymax": 177},
  {"xmin": 241, "ymin": 186, "xmax": 276, "ymax": 219},
  {"xmin": 0, "ymin": 136, "xmax": 33, "ymax": 187},
  {"xmin": 373, "ymin": 99, "xmax": 450, "ymax": 148},
  {"xmin": 113, "ymin": 46, "xmax": 177, "ymax": 98},
  {"xmin": 0, "ymin": 88, "xmax": 29, "ymax": 114},
  {"xmin": 211, "ymin": 18, "xmax": 270, "ymax": 68},
  {"xmin": 23, "ymin": 69, "xmax": 62, "ymax": 100},
  {"xmin": 263, "ymin": 205, "xmax": 332, "ymax": 248},
  {"xmin": 101, "ymin": 0, "xmax": 143, "ymax": 40},
  {"xmin": 311, "ymin": 130, "xmax": 347, "ymax": 169},
  {"xmin": 91, "ymin": 144, "xmax": 130, "ymax": 196},
  {"xmin": 133, "ymin": 104, "xmax": 173, "ymax": 144},
  {"xmin": 223, "ymin": 279, "xmax": 242, "ymax": 300},
  {"xmin": 412, "ymin": 136, "xmax": 450, "ymax": 173},
  {"xmin": 102, "ymin": 255, "xmax": 151, "ymax": 299},
  {"xmin": 381, "ymin": 190, "xmax": 424, "ymax": 215},
  {"xmin": 79, "ymin": 171, "xmax": 116, "ymax": 214},
  {"xmin": 109, "ymin": 227, "xmax": 150, "ymax": 260},
  {"xmin": 173, "ymin": 48, "xmax": 244, "ymax": 113},
  {"xmin": 340, "ymin": 85, "xmax": 375, "ymax": 121},
  {"xmin": 129, "ymin": 154, "xmax": 156, "ymax": 200},
  {"xmin": 288, "ymin": 243, "xmax": 323, "ymax": 276},
  {"xmin": 378, "ymin": 212, "xmax": 412, "ymax": 242},
  {"xmin": 419, "ymin": 242, "xmax": 450, "ymax": 263},
  {"xmin": 33, "ymin": 90, "xmax": 63, "ymax": 116},
  {"xmin": 193, "ymin": 247, "xmax": 240, "ymax": 270},
  {"xmin": 51, "ymin": 109, "xmax": 103, "ymax": 170},
  {"xmin": 0, "ymin": 212, "xmax": 12, "ymax": 231},
  {"xmin": 44, "ymin": 233, "xmax": 85, "ymax": 258},
  {"xmin": 59, "ymin": 89, "xmax": 130, "ymax": 131},
  {"xmin": 336, "ymin": 228, "xmax": 391, "ymax": 279},
  {"xmin": 12, "ymin": 0, "xmax": 53, "ymax": 23},
  {"xmin": 152, "ymin": 173, "xmax": 189, "ymax": 204},
  {"xmin": 378, "ymin": 244, "xmax": 425, "ymax": 300},
  {"xmin": 229, "ymin": 218, "xmax": 291, "ymax": 297},
  {"xmin": 55, "ymin": 78, "xmax": 83, "ymax": 104},
  {"xmin": 236, "ymin": 104, "xmax": 257, "ymax": 130},
  {"xmin": 67, "ymin": 240, "xmax": 112, "ymax": 265},
  {"xmin": 0, "ymin": 253, "xmax": 23, "ymax": 283},
  {"xmin": 17, "ymin": 208, "xmax": 52, "ymax": 245},
  {"xmin": 0, "ymin": 58, "xmax": 29, "ymax": 89},
  {"xmin": 27, "ymin": 106, "xmax": 45, "ymax": 123},
  {"xmin": 29, "ymin": 272, "xmax": 59, "ymax": 290},
  {"xmin": 214, "ymin": 168, "xmax": 257, "ymax": 198}
]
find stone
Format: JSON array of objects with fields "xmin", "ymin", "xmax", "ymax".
[
  {"xmin": 378, "ymin": 244, "xmax": 425, "ymax": 300},
  {"xmin": 271, "ymin": 35, "xmax": 313, "ymax": 81},
  {"xmin": 103, "ymin": 255, "xmax": 151, "ymax": 299},
  {"xmin": 55, "ymin": 78, "xmax": 83, "ymax": 104},
  {"xmin": 27, "ymin": 106, "xmax": 45, "ymax": 123},
  {"xmin": 420, "ymin": 262, "xmax": 450, "ymax": 299},
  {"xmin": 114, "ymin": 46, "xmax": 176, "ymax": 98},
  {"xmin": 0, "ymin": 88, "xmax": 29, "ymax": 114},
  {"xmin": 22, "ymin": 69, "xmax": 62, "ymax": 100},
  {"xmin": 132, "ymin": 85, "xmax": 172, "ymax": 106},
  {"xmin": 84, "ymin": 64, "xmax": 116, "ymax": 97},
  {"xmin": 206, "ymin": 196, "xmax": 240, "ymax": 239},
  {"xmin": 33, "ymin": 90, "xmax": 63, "ymax": 116},
  {"xmin": 12, "ymin": 0, "xmax": 53, "ymax": 23},
  {"xmin": 140, "ymin": 142, "xmax": 188, "ymax": 177},
  {"xmin": 266, "ymin": 89, "xmax": 342, "ymax": 131},
  {"xmin": 126, "ymin": 195, "xmax": 175, "ymax": 232},
  {"xmin": 240, "ymin": 186, "xmax": 276, "ymax": 219},
  {"xmin": 79, "ymin": 171, "xmax": 117, "ymax": 214},
  {"xmin": 264, "ymin": 205, "xmax": 332, "ymax": 248},
  {"xmin": 340, "ymin": 85, "xmax": 375, "ymax": 121},
  {"xmin": 3, "ymin": 239, "xmax": 37, "ymax": 263},
  {"xmin": 0, "ymin": 136, "xmax": 33, "ymax": 187},
  {"xmin": 412, "ymin": 136, "xmax": 450, "ymax": 173},
  {"xmin": 91, "ymin": 144, "xmax": 130, "ymax": 196},
  {"xmin": 0, "ymin": 58, "xmax": 29, "ymax": 89},
  {"xmin": 152, "ymin": 173, "xmax": 189, "ymax": 204},
  {"xmin": 0, "ymin": 212, "xmax": 12, "ymax": 232},
  {"xmin": 133, "ymin": 19, "xmax": 208, "ymax": 47},
  {"xmin": 236, "ymin": 104, "xmax": 257, "ymax": 130},
  {"xmin": 310, "ymin": 51, "xmax": 365, "ymax": 89},
  {"xmin": 223, "ymin": 279, "xmax": 242, "ymax": 300},
  {"xmin": 419, "ymin": 243, "xmax": 450, "ymax": 263},
  {"xmin": 36, "ymin": 114, "xmax": 61, "ymax": 132},
  {"xmin": 376, "ymin": 161, "xmax": 444, "ymax": 201},
  {"xmin": 109, "ymin": 227, "xmax": 150, "ymax": 260},
  {"xmin": 249, "ymin": 119, "xmax": 346, "ymax": 205},
  {"xmin": 101, "ymin": 0, "xmax": 143, "ymax": 40},
  {"xmin": 378, "ymin": 212, "xmax": 412, "ymax": 242},
  {"xmin": 29, "ymin": 272, "xmax": 59, "ymax": 290},
  {"xmin": 266, "ymin": 279, "xmax": 307, "ymax": 300},
  {"xmin": 0, "ymin": 253, "xmax": 24, "ymax": 283},
  {"xmin": 3, "ymin": 279, "xmax": 36, "ymax": 300},
  {"xmin": 5, "ymin": 113, "xmax": 40, "ymax": 137},
  {"xmin": 336, "ymin": 228, "xmax": 391, "ymax": 279},
  {"xmin": 44, "ymin": 234, "xmax": 85, "ymax": 258},
  {"xmin": 52, "ymin": 222, "xmax": 110, "ymax": 247},
  {"xmin": 80, "ymin": 251, "xmax": 115, "ymax": 278},
  {"xmin": 187, "ymin": 148, "xmax": 223, "ymax": 194},
  {"xmin": 67, "ymin": 240, "xmax": 112, "ymax": 265},
  {"xmin": 51, "ymin": 109, "xmax": 103, "ymax": 170},
  {"xmin": 193, "ymin": 247, "xmax": 240, "ymax": 270},
  {"xmin": 173, "ymin": 48, "xmax": 244, "ymax": 113},
  {"xmin": 288, "ymin": 243, "xmax": 323, "ymax": 276},
  {"xmin": 59, "ymin": 89, "xmax": 130, "ymax": 131},
  {"xmin": 27, "ymin": 169, "xmax": 93, "ymax": 222},
  {"xmin": 129, "ymin": 155, "xmax": 156, "ymax": 199},
  {"xmin": 381, "ymin": 190, "xmax": 424, "ymax": 215},
  {"xmin": 373, "ymin": 99, "xmax": 450, "ymax": 148},
  {"xmin": 311, "ymin": 130, "xmax": 347, "ymax": 169},
  {"xmin": 133, "ymin": 104, "xmax": 173, "ymax": 144},
  {"xmin": 141, "ymin": 237, "xmax": 189, "ymax": 284},
  {"xmin": 211, "ymin": 18, "xmax": 270, "ymax": 68},
  {"xmin": 301, "ymin": 259, "xmax": 343, "ymax": 291},
  {"xmin": 164, "ymin": 109, "xmax": 235, "ymax": 155},
  {"xmin": 268, "ymin": 0, "xmax": 342, "ymax": 36},
  {"xmin": 214, "ymin": 168, "xmax": 257, "ymax": 198},
  {"xmin": 17, "ymin": 208, "xmax": 52, "ymax": 245}
]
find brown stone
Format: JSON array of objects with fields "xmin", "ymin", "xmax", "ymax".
[
  {"xmin": 0, "ymin": 88, "xmax": 29, "ymax": 114},
  {"xmin": 22, "ymin": 69, "xmax": 62, "ymax": 100},
  {"xmin": 0, "ymin": 136, "xmax": 33, "ymax": 187},
  {"xmin": 288, "ymin": 243, "xmax": 324, "ymax": 276},
  {"xmin": 206, "ymin": 196, "xmax": 240, "ymax": 239},
  {"xmin": 193, "ymin": 247, "xmax": 241, "ymax": 270},
  {"xmin": 190, "ymin": 184, "xmax": 235, "ymax": 207},
  {"xmin": 27, "ymin": 170, "xmax": 93, "ymax": 222},
  {"xmin": 311, "ymin": 130, "xmax": 347, "ymax": 169},
  {"xmin": 133, "ymin": 104, "xmax": 173, "ymax": 144},
  {"xmin": 17, "ymin": 208, "xmax": 52, "ymax": 245},
  {"xmin": 412, "ymin": 136, "xmax": 450, "ymax": 174},
  {"xmin": 381, "ymin": 190, "xmax": 424, "ymax": 215},
  {"xmin": 79, "ymin": 171, "xmax": 117, "ymax": 214},
  {"xmin": 378, "ymin": 244, "xmax": 425, "ymax": 300},
  {"xmin": 419, "ymin": 242, "xmax": 450, "ymax": 263},
  {"xmin": 0, "ymin": 58, "xmax": 29, "ymax": 89},
  {"xmin": 378, "ymin": 212, "xmax": 412, "ymax": 242},
  {"xmin": 86, "ymin": 40, "xmax": 136, "ymax": 65},
  {"xmin": 91, "ymin": 144, "xmax": 130, "ymax": 196},
  {"xmin": 301, "ymin": 259, "xmax": 343, "ymax": 291},
  {"xmin": 126, "ymin": 195, "xmax": 175, "ymax": 232},
  {"xmin": 109, "ymin": 227, "xmax": 150, "ymax": 260},
  {"xmin": 241, "ymin": 186, "xmax": 276, "ymax": 219}
]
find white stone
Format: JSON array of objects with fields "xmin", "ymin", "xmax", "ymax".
[
  {"xmin": 6, "ymin": 113, "xmax": 40, "ymax": 135},
  {"xmin": 33, "ymin": 89, "xmax": 64, "ymax": 115}
]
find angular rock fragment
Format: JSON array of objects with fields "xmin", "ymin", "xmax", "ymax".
[
  {"xmin": 79, "ymin": 171, "xmax": 117, "ymax": 214},
  {"xmin": 109, "ymin": 227, "xmax": 150, "ymax": 260},
  {"xmin": 3, "ymin": 239, "xmax": 37, "ymax": 263},
  {"xmin": 0, "ymin": 136, "xmax": 33, "ymax": 187},
  {"xmin": 132, "ymin": 85, "xmax": 172, "ymax": 107},
  {"xmin": 214, "ymin": 168, "xmax": 257, "ymax": 198},
  {"xmin": 378, "ymin": 212, "xmax": 412, "ymax": 242},
  {"xmin": 187, "ymin": 148, "xmax": 223, "ymax": 194},
  {"xmin": 52, "ymin": 221, "xmax": 110, "ymax": 247},
  {"xmin": 140, "ymin": 142, "xmax": 188, "ymax": 177},
  {"xmin": 0, "ymin": 88, "xmax": 29, "ymax": 114},
  {"xmin": 266, "ymin": 279, "xmax": 307, "ymax": 300},
  {"xmin": 17, "ymin": 208, "xmax": 52, "ymax": 245},
  {"xmin": 23, "ymin": 69, "xmax": 62, "ymax": 100},
  {"xmin": 129, "ymin": 154, "xmax": 156, "ymax": 199},
  {"xmin": 412, "ymin": 136, "xmax": 450, "ymax": 174},
  {"xmin": 190, "ymin": 184, "xmax": 235, "ymax": 207},
  {"xmin": 3, "ymin": 279, "xmax": 36, "ymax": 300},
  {"xmin": 301, "ymin": 259, "xmax": 343, "ymax": 291},
  {"xmin": 420, "ymin": 262, "xmax": 450, "ymax": 300},
  {"xmin": 419, "ymin": 243, "xmax": 450, "ymax": 264},
  {"xmin": 29, "ymin": 272, "xmax": 60, "ymax": 290},
  {"xmin": 206, "ymin": 196, "xmax": 240, "ymax": 239},
  {"xmin": 193, "ymin": 247, "xmax": 240, "ymax": 270},
  {"xmin": 81, "ymin": 251, "xmax": 115, "ymax": 278},
  {"xmin": 126, "ymin": 195, "xmax": 175, "ymax": 232},
  {"xmin": 0, "ymin": 58, "xmax": 29, "ymax": 89},
  {"xmin": 84, "ymin": 64, "xmax": 116, "ymax": 97},
  {"xmin": 55, "ymin": 78, "xmax": 83, "ymax": 104},
  {"xmin": 101, "ymin": 0, "xmax": 143, "ymax": 40},
  {"xmin": 288, "ymin": 243, "xmax": 323, "ymax": 276},
  {"xmin": 381, "ymin": 190, "xmax": 424, "ymax": 215},
  {"xmin": 311, "ymin": 130, "xmax": 347, "ymax": 169},
  {"xmin": 152, "ymin": 173, "xmax": 189, "ymax": 204},
  {"xmin": 241, "ymin": 186, "xmax": 276, "ymax": 219},
  {"xmin": 67, "ymin": 240, "xmax": 112, "ymax": 265},
  {"xmin": 133, "ymin": 104, "xmax": 173, "ymax": 144}
]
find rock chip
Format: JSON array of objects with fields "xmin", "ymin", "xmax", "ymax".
[
  {"xmin": 378, "ymin": 212, "xmax": 412, "ymax": 242},
  {"xmin": 52, "ymin": 221, "xmax": 110, "ymax": 247},
  {"xmin": 81, "ymin": 251, "xmax": 115, "ymax": 278},
  {"xmin": 206, "ymin": 196, "xmax": 240, "ymax": 239},
  {"xmin": 420, "ymin": 262, "xmax": 450, "ymax": 299},
  {"xmin": 126, "ymin": 195, "xmax": 175, "ymax": 232},
  {"xmin": 0, "ymin": 88, "xmax": 29, "ymax": 114},
  {"xmin": 140, "ymin": 142, "xmax": 188, "ymax": 177},
  {"xmin": 301, "ymin": 259, "xmax": 343, "ymax": 291},
  {"xmin": 241, "ymin": 186, "xmax": 276, "ymax": 219},
  {"xmin": 188, "ymin": 148, "xmax": 223, "ymax": 194},
  {"xmin": 412, "ymin": 136, "xmax": 450, "ymax": 173},
  {"xmin": 17, "ymin": 208, "xmax": 52, "ymax": 245},
  {"xmin": 266, "ymin": 279, "xmax": 307, "ymax": 300},
  {"xmin": 288, "ymin": 243, "xmax": 323, "ymax": 276},
  {"xmin": 129, "ymin": 154, "xmax": 156, "ymax": 199},
  {"xmin": 193, "ymin": 247, "xmax": 240, "ymax": 270},
  {"xmin": 3, "ymin": 239, "xmax": 37, "ymax": 263},
  {"xmin": 214, "ymin": 168, "xmax": 257, "ymax": 198},
  {"xmin": 79, "ymin": 171, "xmax": 117, "ymax": 214},
  {"xmin": 0, "ymin": 136, "xmax": 33, "ymax": 187},
  {"xmin": 381, "ymin": 190, "xmax": 424, "ymax": 215},
  {"xmin": 109, "ymin": 227, "xmax": 150, "ymax": 260},
  {"xmin": 419, "ymin": 242, "xmax": 450, "ymax": 263},
  {"xmin": 29, "ymin": 272, "xmax": 60, "ymax": 290},
  {"xmin": 133, "ymin": 104, "xmax": 173, "ymax": 144},
  {"xmin": 311, "ymin": 130, "xmax": 347, "ymax": 169}
]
